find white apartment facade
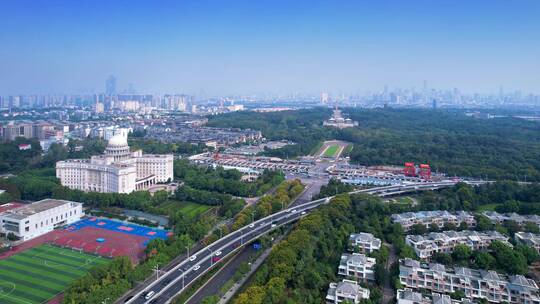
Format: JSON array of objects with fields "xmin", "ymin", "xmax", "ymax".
[
  {"xmin": 0, "ymin": 199, "xmax": 83, "ymax": 241},
  {"xmin": 397, "ymin": 289, "xmax": 473, "ymax": 304},
  {"xmin": 391, "ymin": 211, "xmax": 476, "ymax": 231},
  {"xmin": 515, "ymin": 232, "xmax": 540, "ymax": 253},
  {"xmin": 406, "ymin": 230, "xmax": 511, "ymax": 259},
  {"xmin": 349, "ymin": 232, "xmax": 381, "ymax": 253},
  {"xmin": 56, "ymin": 134, "xmax": 173, "ymax": 193},
  {"xmin": 399, "ymin": 258, "xmax": 540, "ymax": 304},
  {"xmin": 338, "ymin": 253, "xmax": 376, "ymax": 282},
  {"xmin": 326, "ymin": 279, "xmax": 370, "ymax": 304},
  {"xmin": 482, "ymin": 211, "xmax": 540, "ymax": 228}
]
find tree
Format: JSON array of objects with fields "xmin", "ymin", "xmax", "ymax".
[
  {"xmin": 450, "ymin": 290, "xmax": 466, "ymax": 300},
  {"xmin": 374, "ymin": 263, "xmax": 387, "ymax": 287},
  {"xmin": 201, "ymin": 296, "xmax": 219, "ymax": 304},
  {"xmin": 473, "ymin": 251, "xmax": 495, "ymax": 269},
  {"xmin": 399, "ymin": 245, "xmax": 418, "ymax": 259},
  {"xmin": 443, "ymin": 222, "xmax": 457, "ymax": 231},
  {"xmin": 432, "ymin": 252, "xmax": 452, "ymax": 265},
  {"xmin": 524, "ymin": 222, "xmax": 540, "ymax": 234},
  {"xmin": 6, "ymin": 232, "xmax": 19, "ymax": 241},
  {"xmin": 489, "ymin": 241, "xmax": 528, "ymax": 275},
  {"xmin": 411, "ymin": 223, "xmax": 427, "ymax": 235},
  {"xmin": 516, "ymin": 245, "xmax": 540, "ymax": 265},
  {"xmin": 429, "ymin": 222, "xmax": 440, "ymax": 232},
  {"xmin": 452, "ymin": 244, "xmax": 472, "ymax": 263},
  {"xmin": 475, "ymin": 215, "xmax": 494, "ymax": 231}
]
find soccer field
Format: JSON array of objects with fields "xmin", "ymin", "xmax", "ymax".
[
  {"xmin": 0, "ymin": 244, "xmax": 109, "ymax": 304},
  {"xmin": 323, "ymin": 145, "xmax": 340, "ymax": 157}
]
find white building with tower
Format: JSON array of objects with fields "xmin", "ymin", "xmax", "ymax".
[{"xmin": 56, "ymin": 134, "xmax": 174, "ymax": 193}]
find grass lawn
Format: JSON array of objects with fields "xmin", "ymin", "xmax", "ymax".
[
  {"xmin": 477, "ymin": 203, "xmax": 500, "ymax": 212},
  {"xmin": 323, "ymin": 145, "xmax": 340, "ymax": 157},
  {"xmin": 396, "ymin": 196, "xmax": 414, "ymax": 204},
  {"xmin": 178, "ymin": 202, "xmax": 213, "ymax": 218},
  {"xmin": 0, "ymin": 244, "xmax": 109, "ymax": 304}
]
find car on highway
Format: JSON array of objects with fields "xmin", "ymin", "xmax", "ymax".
[
  {"xmin": 193, "ymin": 264, "xmax": 201, "ymax": 271},
  {"xmin": 271, "ymin": 224, "xmax": 277, "ymax": 228},
  {"xmin": 301, "ymin": 211, "xmax": 306, "ymax": 215},
  {"xmin": 291, "ymin": 209, "xmax": 297, "ymax": 213},
  {"xmin": 189, "ymin": 255, "xmax": 197, "ymax": 261},
  {"xmin": 144, "ymin": 291, "xmax": 155, "ymax": 300},
  {"xmin": 249, "ymin": 223, "xmax": 255, "ymax": 228},
  {"xmin": 215, "ymin": 250, "xmax": 222, "ymax": 256}
]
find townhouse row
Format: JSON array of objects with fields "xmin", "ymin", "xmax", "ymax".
[
  {"xmin": 406, "ymin": 230, "xmax": 510, "ymax": 259},
  {"xmin": 399, "ymin": 258, "xmax": 540, "ymax": 304}
]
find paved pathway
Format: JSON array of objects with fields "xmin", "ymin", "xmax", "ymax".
[{"xmin": 382, "ymin": 243, "xmax": 398, "ymax": 304}]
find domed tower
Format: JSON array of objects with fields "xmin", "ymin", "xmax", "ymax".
[{"xmin": 105, "ymin": 134, "xmax": 131, "ymax": 162}]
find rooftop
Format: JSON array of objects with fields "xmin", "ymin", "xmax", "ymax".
[{"xmin": 1, "ymin": 199, "xmax": 79, "ymax": 218}]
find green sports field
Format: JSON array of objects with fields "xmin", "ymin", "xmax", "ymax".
[
  {"xmin": 0, "ymin": 244, "xmax": 109, "ymax": 304},
  {"xmin": 178, "ymin": 202, "xmax": 212, "ymax": 218},
  {"xmin": 323, "ymin": 145, "xmax": 340, "ymax": 157}
]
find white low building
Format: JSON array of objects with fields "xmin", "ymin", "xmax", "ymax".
[
  {"xmin": 349, "ymin": 232, "xmax": 381, "ymax": 253},
  {"xmin": 483, "ymin": 211, "xmax": 540, "ymax": 228},
  {"xmin": 338, "ymin": 253, "xmax": 376, "ymax": 281},
  {"xmin": 326, "ymin": 279, "xmax": 370, "ymax": 304},
  {"xmin": 56, "ymin": 134, "xmax": 174, "ymax": 193},
  {"xmin": 0, "ymin": 199, "xmax": 83, "ymax": 241},
  {"xmin": 397, "ymin": 289, "xmax": 473, "ymax": 304},
  {"xmin": 515, "ymin": 232, "xmax": 540, "ymax": 253}
]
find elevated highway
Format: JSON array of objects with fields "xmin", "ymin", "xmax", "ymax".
[{"xmin": 123, "ymin": 180, "xmax": 485, "ymax": 304}]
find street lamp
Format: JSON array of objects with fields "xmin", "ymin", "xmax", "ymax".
[
  {"xmin": 152, "ymin": 264, "xmax": 160, "ymax": 280},
  {"xmin": 185, "ymin": 245, "xmax": 190, "ymax": 260},
  {"xmin": 179, "ymin": 269, "xmax": 185, "ymax": 289},
  {"xmin": 208, "ymin": 248, "xmax": 214, "ymax": 266}
]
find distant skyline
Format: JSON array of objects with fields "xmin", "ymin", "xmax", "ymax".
[{"xmin": 0, "ymin": 0, "xmax": 539, "ymax": 95}]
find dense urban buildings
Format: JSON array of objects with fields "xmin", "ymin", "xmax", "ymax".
[
  {"xmin": 56, "ymin": 134, "xmax": 173, "ymax": 193},
  {"xmin": 399, "ymin": 258, "xmax": 540, "ymax": 304},
  {"xmin": 0, "ymin": 199, "xmax": 83, "ymax": 241},
  {"xmin": 146, "ymin": 126, "xmax": 262, "ymax": 148}
]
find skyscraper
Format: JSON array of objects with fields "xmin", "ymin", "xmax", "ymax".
[
  {"xmin": 106, "ymin": 75, "xmax": 117, "ymax": 96},
  {"xmin": 321, "ymin": 92, "xmax": 329, "ymax": 104}
]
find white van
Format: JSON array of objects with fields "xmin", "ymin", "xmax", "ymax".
[{"xmin": 145, "ymin": 291, "xmax": 155, "ymax": 300}]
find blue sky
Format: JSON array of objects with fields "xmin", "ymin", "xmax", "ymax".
[{"xmin": 0, "ymin": 0, "xmax": 539, "ymax": 95}]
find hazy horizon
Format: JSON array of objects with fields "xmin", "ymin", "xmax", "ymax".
[{"xmin": 1, "ymin": 0, "xmax": 539, "ymax": 96}]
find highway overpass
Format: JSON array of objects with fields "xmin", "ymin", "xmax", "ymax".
[{"xmin": 123, "ymin": 180, "xmax": 484, "ymax": 304}]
